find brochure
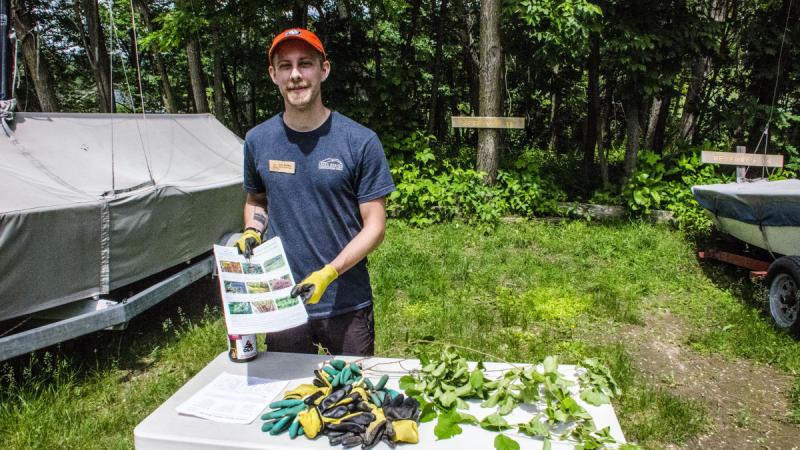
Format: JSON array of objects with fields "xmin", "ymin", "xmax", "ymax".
[
  {"xmin": 213, "ymin": 237, "xmax": 308, "ymax": 334},
  {"xmin": 176, "ymin": 372, "xmax": 288, "ymax": 424}
]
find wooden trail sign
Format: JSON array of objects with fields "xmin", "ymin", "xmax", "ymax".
[
  {"xmin": 701, "ymin": 146, "xmax": 784, "ymax": 183},
  {"xmin": 451, "ymin": 116, "xmax": 525, "ymax": 129},
  {"xmin": 700, "ymin": 151, "xmax": 784, "ymax": 168}
]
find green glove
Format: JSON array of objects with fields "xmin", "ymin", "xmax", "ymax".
[
  {"xmin": 234, "ymin": 227, "xmax": 262, "ymax": 258},
  {"xmin": 261, "ymin": 402, "xmax": 307, "ymax": 435},
  {"xmin": 290, "ymin": 264, "xmax": 338, "ymax": 305}
]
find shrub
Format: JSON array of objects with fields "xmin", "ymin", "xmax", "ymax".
[
  {"xmin": 386, "ymin": 133, "xmax": 566, "ymax": 227},
  {"xmin": 622, "ymin": 151, "xmax": 730, "ymax": 235}
]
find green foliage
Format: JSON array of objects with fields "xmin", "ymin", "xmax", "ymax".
[
  {"xmin": 622, "ymin": 150, "xmax": 731, "ymax": 235},
  {"xmin": 402, "ymin": 343, "xmax": 625, "ymax": 447},
  {"xmin": 387, "ymin": 133, "xmax": 565, "ymax": 227},
  {"xmin": 494, "ymin": 434, "xmax": 520, "ymax": 450},
  {"xmin": 139, "ymin": 9, "xmax": 209, "ymax": 51}
]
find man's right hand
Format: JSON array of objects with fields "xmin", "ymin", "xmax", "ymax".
[{"xmin": 234, "ymin": 227, "xmax": 262, "ymax": 258}]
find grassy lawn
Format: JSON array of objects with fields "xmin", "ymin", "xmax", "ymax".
[{"xmin": 2, "ymin": 220, "xmax": 799, "ymax": 449}]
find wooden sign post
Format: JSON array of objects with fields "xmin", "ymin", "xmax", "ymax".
[
  {"xmin": 451, "ymin": 116, "xmax": 525, "ymax": 130},
  {"xmin": 701, "ymin": 146, "xmax": 784, "ymax": 183}
]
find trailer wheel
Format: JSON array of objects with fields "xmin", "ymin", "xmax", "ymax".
[{"xmin": 766, "ymin": 256, "xmax": 800, "ymax": 335}]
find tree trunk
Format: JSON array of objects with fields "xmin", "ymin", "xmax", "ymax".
[
  {"xmin": 222, "ymin": 62, "xmax": 243, "ymax": 135},
  {"xmin": 133, "ymin": 0, "xmax": 178, "ymax": 113},
  {"xmin": 623, "ymin": 96, "xmax": 641, "ymax": 181},
  {"xmin": 186, "ymin": 38, "xmax": 209, "ymax": 114},
  {"xmin": 427, "ymin": 0, "xmax": 449, "ymax": 139},
  {"xmin": 12, "ymin": 1, "xmax": 58, "ymax": 111},
  {"xmin": 210, "ymin": 24, "xmax": 225, "ymax": 122},
  {"xmin": 400, "ymin": 0, "xmax": 422, "ymax": 66},
  {"xmin": 453, "ymin": 0, "xmax": 479, "ymax": 115},
  {"xmin": 678, "ymin": 57, "xmax": 709, "ymax": 143},
  {"xmin": 649, "ymin": 92, "xmax": 672, "ymax": 153},
  {"xmin": 597, "ymin": 103, "xmax": 610, "ymax": 189},
  {"xmin": 77, "ymin": 0, "xmax": 113, "ymax": 113},
  {"xmin": 246, "ymin": 72, "xmax": 257, "ymax": 127},
  {"xmin": 645, "ymin": 97, "xmax": 661, "ymax": 150},
  {"xmin": 212, "ymin": 47, "xmax": 225, "ymax": 122},
  {"xmin": 679, "ymin": 0, "xmax": 727, "ymax": 143},
  {"xmin": 476, "ymin": 0, "xmax": 503, "ymax": 184},
  {"xmin": 582, "ymin": 35, "xmax": 600, "ymax": 180},
  {"xmin": 597, "ymin": 77, "xmax": 614, "ymax": 188},
  {"xmin": 548, "ymin": 65, "xmax": 560, "ymax": 152},
  {"xmin": 292, "ymin": 0, "xmax": 308, "ymax": 28}
]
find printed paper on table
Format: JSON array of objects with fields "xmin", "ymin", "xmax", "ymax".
[
  {"xmin": 176, "ymin": 372, "xmax": 288, "ymax": 424},
  {"xmin": 213, "ymin": 237, "xmax": 307, "ymax": 334}
]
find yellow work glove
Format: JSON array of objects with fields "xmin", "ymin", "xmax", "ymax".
[
  {"xmin": 283, "ymin": 383, "xmax": 328, "ymax": 401},
  {"xmin": 290, "ymin": 264, "xmax": 338, "ymax": 305},
  {"xmin": 389, "ymin": 420, "xmax": 419, "ymax": 443},
  {"xmin": 298, "ymin": 407, "xmax": 323, "ymax": 438},
  {"xmin": 234, "ymin": 227, "xmax": 262, "ymax": 258}
]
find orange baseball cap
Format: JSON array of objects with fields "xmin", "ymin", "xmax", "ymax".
[{"xmin": 269, "ymin": 28, "xmax": 326, "ymax": 64}]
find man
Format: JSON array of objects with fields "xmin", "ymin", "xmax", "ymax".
[{"xmin": 234, "ymin": 28, "xmax": 394, "ymax": 356}]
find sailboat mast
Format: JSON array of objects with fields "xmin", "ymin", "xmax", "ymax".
[
  {"xmin": 0, "ymin": 0, "xmax": 14, "ymax": 112},
  {"xmin": 0, "ymin": 0, "xmax": 11, "ymax": 99}
]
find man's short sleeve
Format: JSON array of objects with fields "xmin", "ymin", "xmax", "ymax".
[
  {"xmin": 243, "ymin": 139, "xmax": 265, "ymax": 193},
  {"xmin": 356, "ymin": 135, "xmax": 395, "ymax": 203}
]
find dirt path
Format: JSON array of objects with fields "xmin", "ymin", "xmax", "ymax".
[{"xmin": 622, "ymin": 308, "xmax": 799, "ymax": 449}]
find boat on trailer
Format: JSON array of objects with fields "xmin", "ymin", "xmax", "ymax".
[
  {"xmin": 693, "ymin": 179, "xmax": 800, "ymax": 335},
  {"xmin": 0, "ymin": 113, "xmax": 244, "ymax": 361},
  {"xmin": 0, "ymin": 2, "xmax": 244, "ymax": 361}
]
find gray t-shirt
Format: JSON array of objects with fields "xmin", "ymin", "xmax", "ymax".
[{"xmin": 243, "ymin": 112, "xmax": 395, "ymax": 319}]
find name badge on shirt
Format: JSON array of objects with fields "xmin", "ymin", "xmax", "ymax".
[{"xmin": 269, "ymin": 160, "xmax": 296, "ymax": 174}]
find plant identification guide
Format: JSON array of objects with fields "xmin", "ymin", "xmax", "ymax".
[
  {"xmin": 175, "ymin": 372, "xmax": 288, "ymax": 424},
  {"xmin": 213, "ymin": 237, "xmax": 307, "ymax": 334}
]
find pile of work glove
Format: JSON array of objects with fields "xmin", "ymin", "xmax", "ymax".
[{"xmin": 261, "ymin": 359, "xmax": 421, "ymax": 448}]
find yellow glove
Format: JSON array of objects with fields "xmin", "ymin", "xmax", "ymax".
[
  {"xmin": 290, "ymin": 264, "xmax": 338, "ymax": 305},
  {"xmin": 298, "ymin": 407, "xmax": 323, "ymax": 438},
  {"xmin": 390, "ymin": 419, "xmax": 419, "ymax": 443},
  {"xmin": 234, "ymin": 227, "xmax": 262, "ymax": 258}
]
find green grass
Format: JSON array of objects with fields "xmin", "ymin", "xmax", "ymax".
[{"xmin": 2, "ymin": 220, "xmax": 799, "ymax": 448}]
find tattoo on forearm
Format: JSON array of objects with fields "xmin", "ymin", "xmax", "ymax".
[{"xmin": 253, "ymin": 213, "xmax": 267, "ymax": 226}]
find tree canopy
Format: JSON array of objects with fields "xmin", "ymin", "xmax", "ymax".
[{"xmin": 12, "ymin": 0, "xmax": 800, "ymax": 190}]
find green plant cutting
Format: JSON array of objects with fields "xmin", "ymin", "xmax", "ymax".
[{"xmin": 398, "ymin": 343, "xmax": 641, "ymax": 450}]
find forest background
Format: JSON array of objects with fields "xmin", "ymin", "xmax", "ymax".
[{"xmin": 12, "ymin": 0, "xmax": 800, "ymax": 229}]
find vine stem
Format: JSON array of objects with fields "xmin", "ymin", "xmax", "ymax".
[{"xmin": 351, "ymin": 339, "xmax": 522, "ymax": 374}]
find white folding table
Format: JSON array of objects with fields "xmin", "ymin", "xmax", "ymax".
[{"xmin": 134, "ymin": 351, "xmax": 626, "ymax": 449}]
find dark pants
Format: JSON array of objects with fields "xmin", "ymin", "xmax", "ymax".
[{"xmin": 265, "ymin": 305, "xmax": 374, "ymax": 356}]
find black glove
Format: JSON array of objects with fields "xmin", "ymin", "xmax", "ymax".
[{"xmin": 362, "ymin": 394, "xmax": 420, "ymax": 449}]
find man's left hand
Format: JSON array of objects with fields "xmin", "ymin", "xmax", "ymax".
[{"xmin": 291, "ymin": 265, "xmax": 338, "ymax": 305}]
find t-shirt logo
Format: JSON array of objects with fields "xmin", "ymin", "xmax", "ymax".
[{"xmin": 319, "ymin": 158, "xmax": 344, "ymax": 171}]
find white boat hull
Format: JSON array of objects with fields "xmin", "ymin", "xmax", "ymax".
[{"xmin": 713, "ymin": 215, "xmax": 800, "ymax": 256}]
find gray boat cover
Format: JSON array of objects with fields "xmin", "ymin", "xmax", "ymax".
[
  {"xmin": 692, "ymin": 179, "xmax": 800, "ymax": 227},
  {"xmin": 0, "ymin": 113, "xmax": 244, "ymax": 321}
]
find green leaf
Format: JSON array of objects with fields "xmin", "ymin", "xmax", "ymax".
[
  {"xmin": 498, "ymin": 395, "xmax": 517, "ymax": 415},
  {"xmin": 457, "ymin": 412, "xmax": 479, "ymax": 425},
  {"xmin": 543, "ymin": 438, "xmax": 552, "ymax": 450},
  {"xmin": 419, "ymin": 401, "xmax": 437, "ymax": 423},
  {"xmin": 518, "ymin": 417, "xmax": 550, "ymax": 437},
  {"xmin": 543, "ymin": 356, "xmax": 558, "ymax": 374},
  {"xmin": 520, "ymin": 385, "xmax": 540, "ymax": 403},
  {"xmin": 469, "ymin": 368, "xmax": 485, "ymax": 390},
  {"xmin": 580, "ymin": 389, "xmax": 610, "ymax": 406},
  {"xmin": 399, "ymin": 375, "xmax": 417, "ymax": 391},
  {"xmin": 482, "ymin": 390, "xmax": 502, "ymax": 408},
  {"xmin": 434, "ymin": 409, "xmax": 463, "ymax": 440},
  {"xmin": 494, "ymin": 434, "xmax": 520, "ymax": 450},
  {"xmin": 480, "ymin": 412, "xmax": 511, "ymax": 431}
]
